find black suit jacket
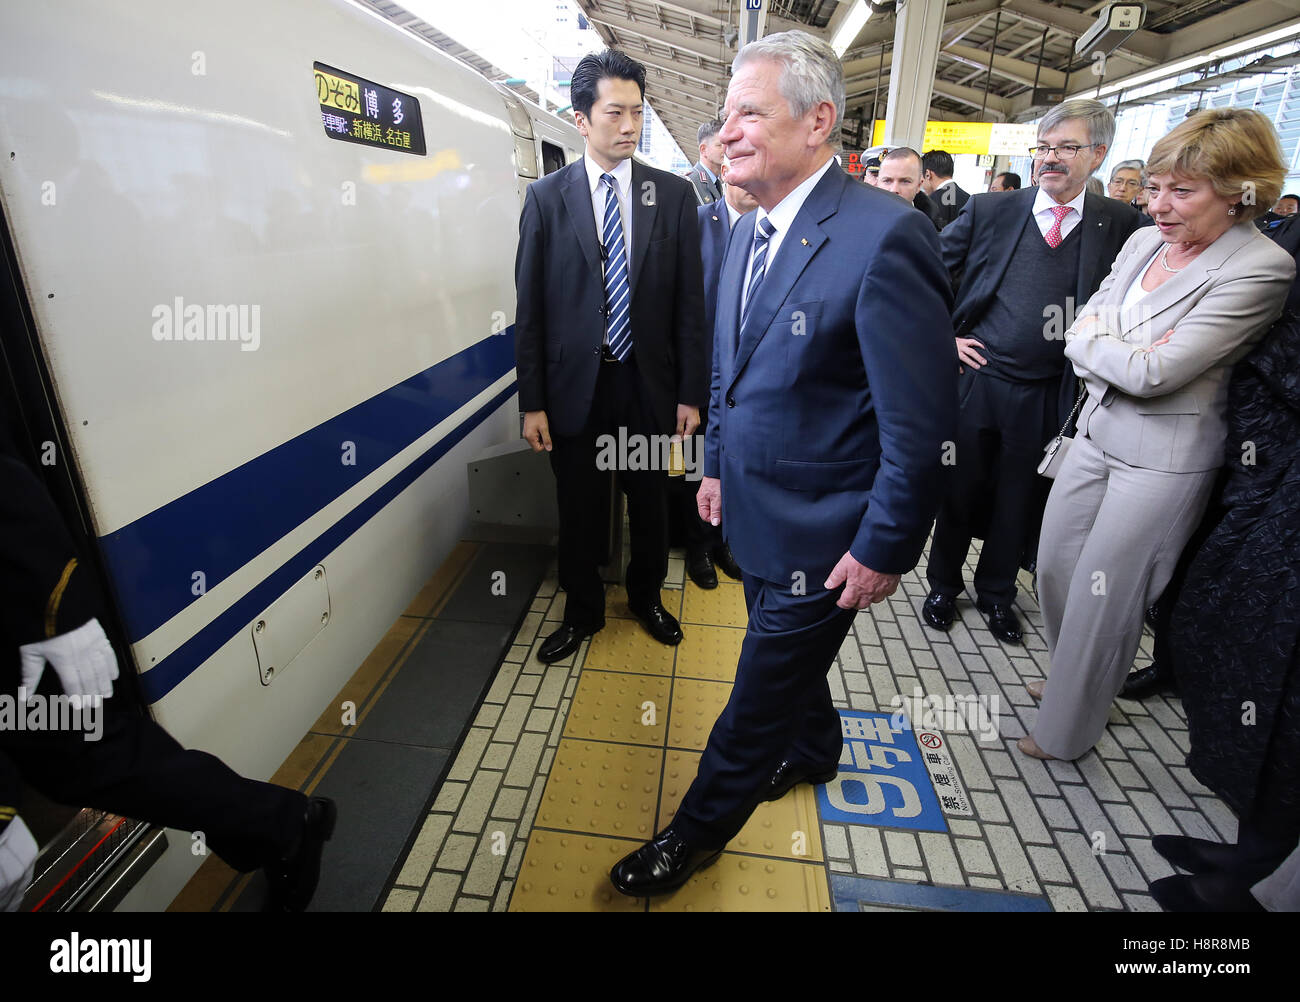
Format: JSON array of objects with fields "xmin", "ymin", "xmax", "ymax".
[
  {"xmin": 943, "ymin": 185, "xmax": 1143, "ymax": 423},
  {"xmin": 514, "ymin": 158, "xmax": 707, "ymax": 438},
  {"xmin": 930, "ymin": 181, "xmax": 970, "ymax": 227},
  {"xmin": 696, "ymin": 201, "xmax": 734, "ymax": 361}
]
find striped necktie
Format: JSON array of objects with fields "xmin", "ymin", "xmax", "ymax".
[
  {"xmin": 600, "ymin": 173, "xmax": 632, "ymax": 361},
  {"xmin": 739, "ymin": 216, "xmax": 776, "ymax": 336}
]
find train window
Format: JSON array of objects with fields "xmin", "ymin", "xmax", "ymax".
[{"xmin": 541, "ymin": 141, "xmax": 566, "ymax": 176}]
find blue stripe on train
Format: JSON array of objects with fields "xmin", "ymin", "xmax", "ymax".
[
  {"xmin": 136, "ymin": 380, "xmax": 518, "ymax": 704},
  {"xmin": 100, "ymin": 331, "xmax": 517, "ymax": 643}
]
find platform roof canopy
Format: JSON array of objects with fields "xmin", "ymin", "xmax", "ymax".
[{"xmin": 571, "ymin": 0, "xmax": 1300, "ymax": 156}]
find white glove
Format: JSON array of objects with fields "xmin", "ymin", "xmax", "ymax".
[
  {"xmin": 18, "ymin": 618, "xmax": 118, "ymax": 700},
  {"xmin": 0, "ymin": 815, "xmax": 38, "ymax": 912}
]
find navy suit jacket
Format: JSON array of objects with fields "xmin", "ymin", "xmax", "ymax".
[
  {"xmin": 697, "ymin": 201, "xmax": 735, "ymax": 364},
  {"xmin": 705, "ymin": 163, "xmax": 957, "ymax": 583},
  {"xmin": 514, "ymin": 158, "xmax": 707, "ymax": 438}
]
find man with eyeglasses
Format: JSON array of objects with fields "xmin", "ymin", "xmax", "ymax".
[{"xmin": 920, "ymin": 99, "xmax": 1143, "ymax": 646}]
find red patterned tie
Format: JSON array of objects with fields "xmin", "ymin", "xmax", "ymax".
[{"xmin": 1045, "ymin": 204, "xmax": 1072, "ymax": 248}]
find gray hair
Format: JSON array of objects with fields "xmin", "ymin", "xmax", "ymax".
[
  {"xmin": 733, "ymin": 29, "xmax": 844, "ymax": 142},
  {"xmin": 1109, "ymin": 158, "xmax": 1145, "ymax": 181},
  {"xmin": 1038, "ymin": 98, "xmax": 1116, "ymax": 150},
  {"xmin": 1086, "ymin": 175, "xmax": 1105, "ymax": 197},
  {"xmin": 697, "ymin": 119, "xmax": 722, "ymax": 145}
]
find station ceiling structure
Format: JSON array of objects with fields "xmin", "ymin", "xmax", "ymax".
[{"xmin": 570, "ymin": 0, "xmax": 1300, "ymax": 155}]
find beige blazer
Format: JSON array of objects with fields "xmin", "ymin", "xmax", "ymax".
[{"xmin": 1065, "ymin": 222, "xmax": 1295, "ymax": 473}]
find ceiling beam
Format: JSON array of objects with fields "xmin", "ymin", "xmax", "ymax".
[
  {"xmin": 1001, "ymin": 0, "xmax": 1167, "ymax": 62},
  {"xmin": 945, "ymin": 41, "xmax": 1067, "ymax": 89},
  {"xmin": 585, "ymin": 14, "xmax": 730, "ymax": 66},
  {"xmin": 1163, "ymin": 0, "xmax": 1300, "ymax": 61}
]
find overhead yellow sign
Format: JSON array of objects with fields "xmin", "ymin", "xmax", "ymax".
[{"xmin": 869, "ymin": 120, "xmax": 1038, "ymax": 157}]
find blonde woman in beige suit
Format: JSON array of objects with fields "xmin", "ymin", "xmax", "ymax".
[{"xmin": 1021, "ymin": 108, "xmax": 1296, "ymax": 761}]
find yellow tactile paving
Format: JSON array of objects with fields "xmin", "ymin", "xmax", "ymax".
[
  {"xmin": 674, "ymin": 623, "xmax": 743, "ymax": 682},
  {"xmin": 656, "ymin": 750, "xmax": 825, "ymax": 863},
  {"xmin": 562, "ymin": 669, "xmax": 671, "ymax": 745},
  {"xmin": 681, "ymin": 580, "xmax": 748, "ymax": 628},
  {"xmin": 535, "ymin": 740, "xmax": 663, "ymax": 841},
  {"xmin": 649, "ymin": 854, "xmax": 833, "ymax": 912},
  {"xmin": 667, "ymin": 677, "xmax": 732, "ymax": 751},
  {"xmin": 583, "ymin": 616, "xmax": 678, "ymax": 676},
  {"xmin": 510, "ymin": 572, "xmax": 833, "ymax": 912},
  {"xmin": 509, "ymin": 831, "xmax": 647, "ymax": 912}
]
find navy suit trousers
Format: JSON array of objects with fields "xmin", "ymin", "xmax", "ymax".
[{"xmin": 672, "ymin": 572, "xmax": 856, "ymax": 847}]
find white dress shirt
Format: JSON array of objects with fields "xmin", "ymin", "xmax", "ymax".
[
  {"xmin": 742, "ymin": 155, "xmax": 836, "ymax": 314},
  {"xmin": 724, "ymin": 199, "xmax": 743, "ymax": 229},
  {"xmin": 584, "ymin": 153, "xmax": 633, "ymax": 267},
  {"xmin": 1031, "ymin": 185, "xmax": 1087, "ymax": 242}
]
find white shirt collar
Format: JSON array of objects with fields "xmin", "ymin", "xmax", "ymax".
[
  {"xmin": 725, "ymin": 199, "xmax": 743, "ymax": 228},
  {"xmin": 585, "ymin": 153, "xmax": 632, "ymax": 196},
  {"xmin": 1033, "ymin": 184, "xmax": 1086, "ymax": 219},
  {"xmin": 757, "ymin": 155, "xmax": 836, "ymax": 237}
]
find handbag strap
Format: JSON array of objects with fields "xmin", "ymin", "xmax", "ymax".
[{"xmin": 1050, "ymin": 381, "xmax": 1089, "ymax": 443}]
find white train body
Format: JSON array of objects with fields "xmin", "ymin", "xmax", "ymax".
[{"xmin": 0, "ymin": 0, "xmax": 581, "ymax": 906}]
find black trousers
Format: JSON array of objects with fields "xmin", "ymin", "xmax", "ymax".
[
  {"xmin": 548, "ymin": 352, "xmax": 669, "ymax": 630},
  {"xmin": 0, "ymin": 672, "xmax": 306, "ymax": 874},
  {"xmin": 926, "ymin": 369, "xmax": 1059, "ymax": 606},
  {"xmin": 672, "ymin": 572, "xmax": 855, "ymax": 847},
  {"xmin": 668, "ymin": 426, "xmax": 721, "ymax": 556}
]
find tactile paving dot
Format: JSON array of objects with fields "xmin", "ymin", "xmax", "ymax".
[
  {"xmin": 649, "ymin": 853, "xmax": 832, "ymax": 912},
  {"xmin": 657, "ymin": 750, "xmax": 825, "ymax": 862},
  {"xmin": 667, "ymin": 677, "xmax": 732, "ymax": 751},
  {"xmin": 508, "ymin": 831, "xmax": 646, "ymax": 912},
  {"xmin": 536, "ymin": 739, "xmax": 663, "ymax": 839},
  {"xmin": 674, "ymin": 624, "xmax": 744, "ymax": 682},
  {"xmin": 584, "ymin": 617, "xmax": 677, "ymax": 677},
  {"xmin": 562, "ymin": 669, "xmax": 670, "ymax": 746},
  {"xmin": 606, "ymin": 585, "xmax": 684, "ymax": 621},
  {"xmin": 681, "ymin": 580, "xmax": 748, "ymax": 628}
]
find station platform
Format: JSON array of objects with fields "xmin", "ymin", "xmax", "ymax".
[{"xmin": 173, "ymin": 535, "xmax": 1225, "ymax": 913}]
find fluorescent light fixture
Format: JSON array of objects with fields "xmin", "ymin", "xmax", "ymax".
[
  {"xmin": 832, "ymin": 1, "xmax": 873, "ymax": 58},
  {"xmin": 1083, "ymin": 18, "xmax": 1300, "ymax": 99}
]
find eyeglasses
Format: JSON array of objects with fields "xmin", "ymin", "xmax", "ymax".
[{"xmin": 1028, "ymin": 144, "xmax": 1098, "ymax": 160}]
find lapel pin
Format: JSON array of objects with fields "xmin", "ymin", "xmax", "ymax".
[{"xmin": 801, "ymin": 237, "xmax": 809, "ymax": 246}]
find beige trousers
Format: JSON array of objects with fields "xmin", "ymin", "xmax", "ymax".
[{"xmin": 1033, "ymin": 434, "xmax": 1216, "ymax": 760}]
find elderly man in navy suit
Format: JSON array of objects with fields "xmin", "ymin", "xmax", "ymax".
[
  {"xmin": 611, "ymin": 29, "xmax": 957, "ymax": 897},
  {"xmin": 677, "ymin": 161, "xmax": 758, "ymax": 590}
]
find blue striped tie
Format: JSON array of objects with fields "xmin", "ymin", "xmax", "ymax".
[
  {"xmin": 739, "ymin": 217, "xmax": 776, "ymax": 337},
  {"xmin": 600, "ymin": 173, "xmax": 632, "ymax": 361}
]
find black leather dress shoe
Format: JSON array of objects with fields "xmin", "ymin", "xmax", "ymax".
[
  {"xmin": 1149, "ymin": 871, "xmax": 1265, "ymax": 913},
  {"xmin": 922, "ymin": 591, "xmax": 956, "ymax": 631},
  {"xmin": 976, "ymin": 599, "xmax": 1022, "ymax": 644},
  {"xmin": 1151, "ymin": 833, "xmax": 1280, "ymax": 877},
  {"xmin": 609, "ymin": 826, "xmax": 723, "ymax": 896},
  {"xmin": 538, "ymin": 624, "xmax": 592, "ymax": 664},
  {"xmin": 628, "ymin": 601, "xmax": 683, "ymax": 646},
  {"xmin": 712, "ymin": 543, "xmax": 742, "ymax": 581},
  {"xmin": 266, "ymin": 796, "xmax": 337, "ymax": 911},
  {"xmin": 765, "ymin": 758, "xmax": 839, "ymax": 802},
  {"xmin": 686, "ymin": 549, "xmax": 718, "ymax": 590},
  {"xmin": 1119, "ymin": 662, "xmax": 1178, "ymax": 700}
]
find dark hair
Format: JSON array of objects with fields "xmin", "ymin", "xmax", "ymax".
[
  {"xmin": 570, "ymin": 49, "xmax": 646, "ymax": 119},
  {"xmin": 697, "ymin": 119, "xmax": 722, "ymax": 146},
  {"xmin": 1282, "ymin": 193, "xmax": 1300, "ymax": 204},
  {"xmin": 996, "ymin": 171, "xmax": 1022, "ymax": 190},
  {"xmin": 922, "ymin": 149, "xmax": 955, "ymax": 178}
]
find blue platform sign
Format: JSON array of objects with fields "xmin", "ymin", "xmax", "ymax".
[
  {"xmin": 816, "ymin": 710, "xmax": 949, "ymax": 833},
  {"xmin": 746, "ymin": 0, "xmax": 763, "ymax": 9}
]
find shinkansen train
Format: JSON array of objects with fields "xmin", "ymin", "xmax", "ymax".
[{"xmin": 0, "ymin": 0, "xmax": 583, "ymax": 907}]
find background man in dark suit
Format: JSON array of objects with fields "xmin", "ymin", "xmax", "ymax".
[
  {"xmin": 921, "ymin": 99, "xmax": 1143, "ymax": 644},
  {"xmin": 0, "ymin": 413, "xmax": 334, "ymax": 911},
  {"xmin": 922, "ymin": 149, "xmax": 971, "ymax": 226},
  {"xmin": 610, "ymin": 30, "xmax": 956, "ymax": 897},
  {"xmin": 685, "ymin": 119, "xmax": 724, "ymax": 205},
  {"xmin": 676, "ymin": 161, "xmax": 757, "ymax": 589},
  {"xmin": 877, "ymin": 147, "xmax": 944, "ymax": 231},
  {"xmin": 514, "ymin": 50, "xmax": 706, "ymax": 664},
  {"xmin": 989, "ymin": 171, "xmax": 1021, "ymax": 192}
]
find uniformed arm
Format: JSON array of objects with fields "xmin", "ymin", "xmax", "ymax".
[
  {"xmin": 513, "ymin": 185, "xmax": 549, "ymax": 415},
  {"xmin": 850, "ymin": 210, "xmax": 958, "ymax": 574},
  {"xmin": 1065, "ymin": 251, "xmax": 1295, "ymax": 398},
  {"xmin": 672, "ymin": 185, "xmax": 708, "ymax": 411}
]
